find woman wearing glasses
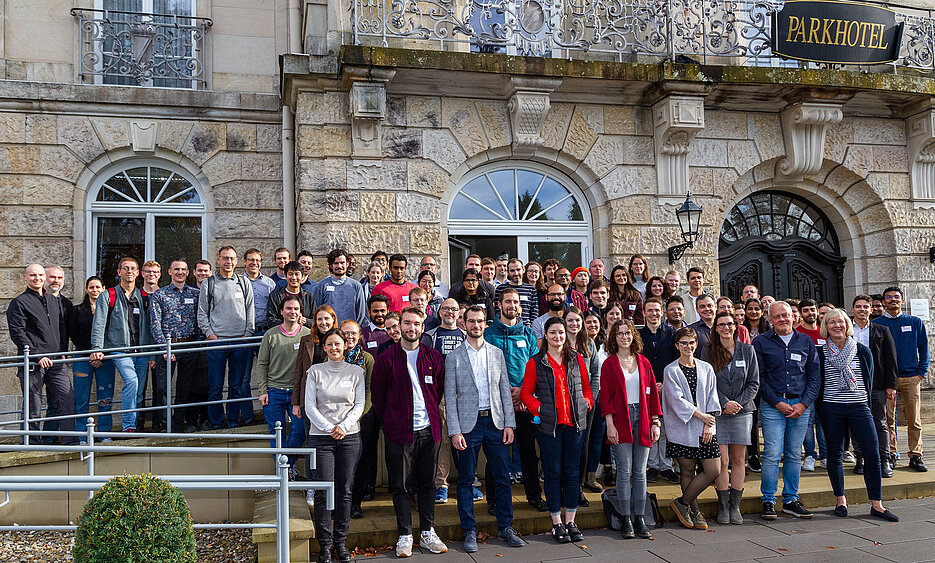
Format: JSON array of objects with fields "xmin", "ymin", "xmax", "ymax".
[
  {"xmin": 663, "ymin": 327, "xmax": 721, "ymax": 531},
  {"xmin": 706, "ymin": 312, "xmax": 759, "ymax": 525},
  {"xmin": 451, "ymin": 268, "xmax": 494, "ymax": 321}
]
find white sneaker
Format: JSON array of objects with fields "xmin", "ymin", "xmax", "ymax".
[
  {"xmin": 306, "ymin": 490, "xmax": 314, "ymax": 506},
  {"xmin": 819, "ymin": 458, "xmax": 827, "ymax": 468},
  {"xmin": 396, "ymin": 534, "xmax": 413, "ymax": 557},
  {"xmin": 420, "ymin": 528, "xmax": 448, "ymax": 554},
  {"xmin": 802, "ymin": 456, "xmax": 816, "ymax": 472},
  {"xmin": 843, "ymin": 451, "xmax": 856, "ymax": 463}
]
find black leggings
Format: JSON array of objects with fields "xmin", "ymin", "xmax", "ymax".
[{"xmin": 676, "ymin": 457, "xmax": 719, "ymax": 510}]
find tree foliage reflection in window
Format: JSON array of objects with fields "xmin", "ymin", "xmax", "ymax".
[
  {"xmin": 450, "ymin": 168, "xmax": 585, "ymax": 222},
  {"xmin": 96, "ymin": 166, "xmax": 201, "ymax": 205},
  {"xmin": 720, "ymin": 191, "xmax": 838, "ymax": 253}
]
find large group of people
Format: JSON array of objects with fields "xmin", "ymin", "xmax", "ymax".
[{"xmin": 7, "ymin": 246, "xmax": 931, "ymax": 561}]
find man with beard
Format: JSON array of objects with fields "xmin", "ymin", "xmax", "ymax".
[
  {"xmin": 532, "ymin": 284, "xmax": 566, "ymax": 340},
  {"xmin": 666, "ymin": 295, "xmax": 687, "ymax": 330},
  {"xmin": 377, "ymin": 311, "xmax": 403, "ymax": 356},
  {"xmin": 374, "ymin": 254, "xmax": 418, "ymax": 313},
  {"xmin": 371, "ymin": 307, "xmax": 448, "ymax": 557},
  {"xmin": 314, "ymin": 248, "xmax": 367, "ymax": 326},
  {"xmin": 361, "ymin": 295, "xmax": 390, "ymax": 352},
  {"xmin": 494, "ymin": 259, "xmax": 537, "ymax": 327},
  {"xmin": 551, "ymin": 268, "xmax": 587, "ymax": 311}
]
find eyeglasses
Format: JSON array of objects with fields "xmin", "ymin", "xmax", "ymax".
[
  {"xmin": 677, "ymin": 341, "xmax": 697, "ymax": 347},
  {"xmin": 463, "ymin": 278, "xmax": 478, "ymax": 283},
  {"xmin": 883, "ymin": 295, "xmax": 900, "ymax": 300},
  {"xmin": 440, "ymin": 306, "xmax": 458, "ymax": 312},
  {"xmin": 616, "ymin": 332, "xmax": 631, "ymax": 339},
  {"xmin": 716, "ymin": 322, "xmax": 735, "ymax": 329}
]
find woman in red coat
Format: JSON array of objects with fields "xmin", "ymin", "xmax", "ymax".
[{"xmin": 601, "ymin": 319, "xmax": 662, "ymax": 540}]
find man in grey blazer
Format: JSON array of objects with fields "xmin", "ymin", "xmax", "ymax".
[{"xmin": 445, "ymin": 306, "xmax": 525, "ymax": 553}]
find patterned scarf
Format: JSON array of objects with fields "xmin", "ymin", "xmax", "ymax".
[
  {"xmin": 826, "ymin": 336, "xmax": 859, "ymax": 392},
  {"xmin": 345, "ymin": 344, "xmax": 365, "ymax": 367}
]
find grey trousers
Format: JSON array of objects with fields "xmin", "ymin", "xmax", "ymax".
[
  {"xmin": 613, "ymin": 404, "xmax": 651, "ymax": 516},
  {"xmin": 647, "ymin": 416, "xmax": 671, "ymax": 471},
  {"xmin": 18, "ymin": 364, "xmax": 77, "ymax": 444}
]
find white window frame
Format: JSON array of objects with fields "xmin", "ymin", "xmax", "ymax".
[{"xmin": 86, "ymin": 159, "xmax": 208, "ymax": 277}]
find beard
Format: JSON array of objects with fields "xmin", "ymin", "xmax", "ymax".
[{"xmin": 548, "ymin": 298, "xmax": 564, "ymax": 312}]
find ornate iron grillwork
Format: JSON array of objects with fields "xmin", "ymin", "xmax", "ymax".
[
  {"xmin": 71, "ymin": 8, "xmax": 212, "ymax": 88},
  {"xmin": 720, "ymin": 191, "xmax": 839, "ymax": 253}
]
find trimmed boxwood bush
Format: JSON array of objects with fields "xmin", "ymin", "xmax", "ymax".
[{"xmin": 73, "ymin": 474, "xmax": 196, "ymax": 563}]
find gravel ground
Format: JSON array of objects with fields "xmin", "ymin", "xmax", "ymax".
[{"xmin": 0, "ymin": 529, "xmax": 257, "ymax": 562}]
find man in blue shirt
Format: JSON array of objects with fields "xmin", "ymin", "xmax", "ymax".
[
  {"xmin": 752, "ymin": 300, "xmax": 820, "ymax": 520},
  {"xmin": 873, "ymin": 286, "xmax": 930, "ymax": 472},
  {"xmin": 313, "ymin": 248, "xmax": 367, "ymax": 326}
]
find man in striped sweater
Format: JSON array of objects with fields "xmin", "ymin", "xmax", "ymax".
[{"xmin": 495, "ymin": 258, "xmax": 538, "ymax": 327}]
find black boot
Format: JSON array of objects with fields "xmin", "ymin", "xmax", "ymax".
[
  {"xmin": 854, "ymin": 456, "xmax": 864, "ymax": 475},
  {"xmin": 632, "ymin": 515, "xmax": 653, "ymax": 539},
  {"xmin": 334, "ymin": 543, "xmax": 352, "ymax": 562},
  {"xmin": 578, "ymin": 490, "xmax": 590, "ymax": 507},
  {"xmin": 317, "ymin": 546, "xmax": 333, "ymax": 563},
  {"xmin": 620, "ymin": 515, "xmax": 635, "ymax": 539}
]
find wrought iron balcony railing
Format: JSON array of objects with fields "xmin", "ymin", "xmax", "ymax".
[
  {"xmin": 71, "ymin": 8, "xmax": 212, "ymax": 89},
  {"xmin": 346, "ymin": 0, "xmax": 935, "ymax": 71}
]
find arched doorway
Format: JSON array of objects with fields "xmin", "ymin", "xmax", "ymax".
[
  {"xmin": 447, "ymin": 162, "xmax": 592, "ymax": 281},
  {"xmin": 719, "ymin": 191, "xmax": 846, "ymax": 304}
]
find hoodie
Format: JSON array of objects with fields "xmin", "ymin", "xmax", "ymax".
[{"xmin": 483, "ymin": 315, "xmax": 539, "ymax": 387}]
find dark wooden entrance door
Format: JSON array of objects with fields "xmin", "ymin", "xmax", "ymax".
[{"xmin": 719, "ymin": 191, "xmax": 846, "ymax": 304}]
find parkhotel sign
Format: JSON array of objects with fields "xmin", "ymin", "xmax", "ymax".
[{"xmin": 771, "ymin": 0, "xmax": 904, "ymax": 64}]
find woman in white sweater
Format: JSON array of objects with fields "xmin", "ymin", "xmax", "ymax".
[{"xmin": 305, "ymin": 328, "xmax": 366, "ymax": 563}]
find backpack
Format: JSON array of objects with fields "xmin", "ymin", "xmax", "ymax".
[
  {"xmin": 205, "ymin": 274, "xmax": 249, "ymax": 316},
  {"xmin": 601, "ymin": 488, "xmax": 663, "ymax": 529},
  {"xmin": 104, "ymin": 286, "xmax": 148, "ymax": 337}
]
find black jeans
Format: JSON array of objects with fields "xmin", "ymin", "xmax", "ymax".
[
  {"xmin": 386, "ymin": 428, "xmax": 438, "ymax": 535},
  {"xmin": 486, "ymin": 410, "xmax": 542, "ymax": 503},
  {"xmin": 819, "ymin": 401, "xmax": 882, "ymax": 501},
  {"xmin": 852, "ymin": 390, "xmax": 889, "ymax": 460},
  {"xmin": 19, "ymin": 364, "xmax": 77, "ymax": 444},
  {"xmin": 352, "ymin": 409, "xmax": 382, "ymax": 505},
  {"xmin": 152, "ymin": 350, "xmax": 200, "ymax": 430},
  {"xmin": 308, "ymin": 433, "xmax": 362, "ymax": 549}
]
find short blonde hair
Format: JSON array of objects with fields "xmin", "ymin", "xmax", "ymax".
[{"xmin": 820, "ymin": 308, "xmax": 854, "ymax": 338}]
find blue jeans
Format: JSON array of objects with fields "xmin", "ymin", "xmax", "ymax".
[
  {"xmin": 803, "ymin": 406, "xmax": 827, "ymax": 460},
  {"xmin": 453, "ymin": 414, "xmax": 514, "ymax": 532},
  {"xmin": 612, "ymin": 404, "xmax": 651, "ymax": 516},
  {"xmin": 206, "ymin": 345, "xmax": 251, "ymax": 428},
  {"xmin": 73, "ymin": 360, "xmax": 115, "ymax": 433},
  {"xmin": 110, "ymin": 355, "xmax": 148, "ymax": 431},
  {"xmin": 262, "ymin": 388, "xmax": 305, "ymax": 464},
  {"xmin": 239, "ymin": 328, "xmax": 267, "ymax": 424},
  {"xmin": 585, "ymin": 404, "xmax": 606, "ymax": 473},
  {"xmin": 760, "ymin": 399, "xmax": 811, "ymax": 504},
  {"xmin": 538, "ymin": 424, "xmax": 585, "ymax": 515}
]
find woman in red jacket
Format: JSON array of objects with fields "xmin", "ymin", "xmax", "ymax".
[
  {"xmin": 521, "ymin": 316, "xmax": 593, "ymax": 545},
  {"xmin": 601, "ymin": 319, "xmax": 662, "ymax": 540}
]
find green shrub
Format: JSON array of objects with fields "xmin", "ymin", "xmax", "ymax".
[{"xmin": 73, "ymin": 474, "xmax": 196, "ymax": 563}]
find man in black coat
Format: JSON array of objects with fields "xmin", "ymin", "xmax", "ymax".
[
  {"xmin": 851, "ymin": 294, "xmax": 899, "ymax": 477},
  {"xmin": 638, "ymin": 297, "xmax": 679, "ymax": 483}
]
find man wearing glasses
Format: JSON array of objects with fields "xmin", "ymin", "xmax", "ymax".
[{"xmin": 532, "ymin": 285, "xmax": 567, "ymax": 340}]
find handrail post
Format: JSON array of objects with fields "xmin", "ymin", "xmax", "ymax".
[
  {"xmin": 166, "ymin": 336, "xmax": 173, "ymax": 433},
  {"xmin": 22, "ymin": 346, "xmax": 30, "ymax": 446},
  {"xmin": 86, "ymin": 418, "xmax": 95, "ymax": 500},
  {"xmin": 276, "ymin": 453, "xmax": 290, "ymax": 563},
  {"xmin": 274, "ymin": 421, "xmax": 282, "ymax": 453}
]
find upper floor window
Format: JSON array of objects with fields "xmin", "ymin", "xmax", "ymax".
[{"xmin": 73, "ymin": 0, "xmax": 211, "ymax": 89}]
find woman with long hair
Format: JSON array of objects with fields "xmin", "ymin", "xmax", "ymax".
[
  {"xmin": 743, "ymin": 298, "xmax": 770, "ymax": 339},
  {"xmin": 646, "ymin": 276, "xmax": 667, "ymax": 301},
  {"xmin": 521, "ymin": 316, "xmax": 593, "ymax": 544},
  {"xmin": 663, "ymin": 327, "xmax": 721, "ymax": 531},
  {"xmin": 707, "ymin": 312, "xmax": 759, "ymax": 525},
  {"xmin": 451, "ymin": 268, "xmax": 494, "ymax": 320},
  {"xmin": 524, "ymin": 261, "xmax": 548, "ymax": 314},
  {"xmin": 305, "ymin": 328, "xmax": 366, "ymax": 562},
  {"xmin": 716, "ymin": 296, "xmax": 750, "ymax": 345},
  {"xmin": 602, "ymin": 319, "xmax": 662, "ymax": 539},
  {"xmin": 362, "ymin": 261, "xmax": 384, "ymax": 302},
  {"xmin": 68, "ymin": 276, "xmax": 113, "ymax": 436},
  {"xmin": 564, "ymin": 307, "xmax": 601, "ymax": 503},
  {"xmin": 818, "ymin": 309, "xmax": 897, "ymax": 522},
  {"xmin": 628, "ymin": 255, "xmax": 650, "ymax": 297},
  {"xmin": 417, "ymin": 271, "xmax": 443, "ymax": 318},
  {"xmin": 609, "ymin": 266, "xmax": 644, "ymax": 324},
  {"xmin": 582, "ymin": 310, "xmax": 608, "ymax": 493}
]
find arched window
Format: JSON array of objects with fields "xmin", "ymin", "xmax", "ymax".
[
  {"xmin": 720, "ymin": 191, "xmax": 838, "ymax": 253},
  {"xmin": 87, "ymin": 161, "xmax": 207, "ymax": 285},
  {"xmin": 447, "ymin": 163, "xmax": 591, "ymax": 280}
]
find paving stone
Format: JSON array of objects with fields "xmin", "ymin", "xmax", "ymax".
[
  {"xmin": 857, "ymin": 537, "xmax": 935, "ymax": 562},
  {"xmin": 749, "ymin": 529, "xmax": 876, "ymax": 555},
  {"xmin": 649, "ymin": 538, "xmax": 778, "ymax": 562},
  {"xmin": 755, "ymin": 546, "xmax": 892, "ymax": 562},
  {"xmin": 843, "ymin": 520, "xmax": 935, "ymax": 544}
]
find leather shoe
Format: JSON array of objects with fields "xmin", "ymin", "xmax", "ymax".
[
  {"xmin": 620, "ymin": 515, "xmax": 635, "ymax": 539},
  {"xmin": 529, "ymin": 498, "xmax": 549, "ymax": 512},
  {"xmin": 854, "ymin": 456, "xmax": 864, "ymax": 474},
  {"xmin": 350, "ymin": 505, "xmax": 363, "ymax": 519},
  {"xmin": 578, "ymin": 491, "xmax": 590, "ymax": 507},
  {"xmin": 498, "ymin": 526, "xmax": 526, "ymax": 547},
  {"xmin": 632, "ymin": 515, "xmax": 652, "ymax": 539},
  {"xmin": 882, "ymin": 458, "xmax": 894, "ymax": 478},
  {"xmin": 317, "ymin": 548, "xmax": 332, "ymax": 563},
  {"xmin": 334, "ymin": 544, "xmax": 352, "ymax": 562},
  {"xmin": 909, "ymin": 456, "xmax": 929, "ymax": 472}
]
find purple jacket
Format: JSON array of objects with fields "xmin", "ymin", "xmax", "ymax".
[{"xmin": 371, "ymin": 342, "xmax": 445, "ymax": 444}]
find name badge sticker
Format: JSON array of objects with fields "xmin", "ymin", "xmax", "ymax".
[
  {"xmin": 402, "ymin": 296, "xmax": 410, "ymax": 302},
  {"xmin": 790, "ymin": 353, "xmax": 802, "ymax": 362},
  {"xmin": 367, "ymin": 341, "xmax": 377, "ymax": 348},
  {"xmin": 132, "ymin": 308, "xmax": 140, "ymax": 315},
  {"xmin": 735, "ymin": 360, "xmax": 746, "ymax": 368},
  {"xmin": 629, "ymin": 304, "xmax": 637, "ymax": 310},
  {"xmin": 424, "ymin": 376, "xmax": 433, "ymax": 384},
  {"xmin": 646, "ymin": 386, "xmax": 651, "ymax": 395},
  {"xmin": 902, "ymin": 325, "xmax": 913, "ymax": 332},
  {"xmin": 293, "ymin": 343, "xmax": 301, "ymax": 350},
  {"xmin": 516, "ymin": 340, "xmax": 527, "ymax": 348},
  {"xmin": 326, "ymin": 286, "xmax": 335, "ymax": 292},
  {"xmin": 340, "ymin": 380, "xmax": 353, "ymax": 388},
  {"xmin": 520, "ymin": 295, "xmax": 529, "ymax": 301},
  {"xmin": 184, "ymin": 298, "xmax": 194, "ymax": 304},
  {"xmin": 817, "ymin": 339, "xmax": 826, "ymax": 345}
]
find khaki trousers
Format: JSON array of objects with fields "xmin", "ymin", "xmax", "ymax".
[{"xmin": 886, "ymin": 376, "xmax": 924, "ymax": 457}]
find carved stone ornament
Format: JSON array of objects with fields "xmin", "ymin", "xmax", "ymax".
[
  {"xmin": 776, "ymin": 102, "xmax": 843, "ymax": 181},
  {"xmin": 505, "ymin": 77, "xmax": 561, "ymax": 154},
  {"xmin": 653, "ymin": 96, "xmax": 705, "ymax": 197},
  {"xmin": 907, "ymin": 109, "xmax": 935, "ymax": 207},
  {"xmin": 349, "ymin": 81, "xmax": 387, "ymax": 158},
  {"xmin": 130, "ymin": 120, "xmax": 157, "ymax": 153}
]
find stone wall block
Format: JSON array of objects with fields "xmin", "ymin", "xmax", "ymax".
[
  {"xmin": 242, "ymin": 153, "xmax": 283, "ymax": 180},
  {"xmin": 90, "ymin": 118, "xmax": 130, "ymax": 151},
  {"xmin": 872, "ymin": 146, "xmax": 909, "ymax": 173},
  {"xmin": 562, "ymin": 107, "xmax": 599, "ymax": 162},
  {"xmin": 346, "ymin": 223, "xmax": 408, "ymax": 255},
  {"xmin": 823, "ymin": 119, "xmax": 854, "ymax": 163},
  {"xmin": 25, "ymin": 115, "xmax": 57, "ymax": 145},
  {"xmin": 39, "ymin": 146, "xmax": 82, "ymax": 183},
  {"xmin": 57, "ymin": 116, "xmax": 105, "ymax": 164},
  {"xmin": 442, "ymin": 99, "xmax": 488, "ymax": 157},
  {"xmin": 422, "ymin": 129, "xmax": 466, "ymax": 173},
  {"xmin": 892, "ymin": 228, "xmax": 928, "ymax": 254},
  {"xmin": 409, "ymin": 225, "xmax": 443, "ymax": 254},
  {"xmin": 23, "ymin": 239, "xmax": 72, "ymax": 267},
  {"xmin": 0, "ymin": 177, "xmax": 21, "ymax": 205},
  {"xmin": 854, "ymin": 117, "xmax": 907, "ymax": 146},
  {"xmin": 257, "ymin": 124, "xmax": 281, "ymax": 153},
  {"xmin": 698, "ymin": 111, "xmax": 747, "ymax": 140},
  {"xmin": 157, "ymin": 121, "xmax": 195, "ymax": 153},
  {"xmin": 296, "ymin": 92, "xmax": 349, "ymax": 125},
  {"xmin": 226, "ymin": 123, "xmax": 258, "ymax": 152},
  {"xmin": 9, "ymin": 207, "xmax": 73, "ymax": 237},
  {"xmin": 212, "ymin": 181, "xmax": 282, "ymax": 210},
  {"xmin": 382, "ymin": 128, "xmax": 422, "ymax": 159},
  {"xmin": 689, "ymin": 168, "xmax": 714, "ymax": 197},
  {"xmin": 688, "ymin": 138, "xmax": 729, "ymax": 168},
  {"xmin": 604, "ymin": 106, "xmax": 636, "ymax": 136},
  {"xmin": 476, "ymin": 100, "xmax": 511, "ymax": 150},
  {"xmin": 387, "ymin": 96, "xmax": 407, "ymax": 127},
  {"xmin": 0, "ymin": 114, "xmax": 26, "ymax": 144},
  {"xmin": 864, "ymin": 256, "xmax": 897, "ymax": 284},
  {"xmin": 407, "ymin": 97, "xmax": 441, "ymax": 128},
  {"xmin": 582, "ymin": 135, "xmax": 622, "ymax": 179},
  {"xmin": 299, "ymin": 191, "xmax": 361, "ymax": 223},
  {"xmin": 202, "ymin": 153, "xmax": 243, "ymax": 186},
  {"xmin": 0, "ymin": 238, "xmax": 23, "ymax": 266},
  {"xmin": 608, "ymin": 196, "xmax": 652, "ymax": 225},
  {"xmin": 601, "ymin": 166, "xmax": 639, "ymax": 199},
  {"xmin": 727, "ymin": 140, "xmax": 760, "ymax": 176},
  {"xmin": 620, "ymin": 135, "xmax": 655, "ymax": 166},
  {"xmin": 298, "ymin": 223, "xmax": 351, "ymax": 255},
  {"xmin": 347, "ymin": 160, "xmax": 407, "ymax": 191},
  {"xmin": 297, "ymin": 125, "xmax": 352, "ymax": 158},
  {"xmin": 856, "ymin": 202, "xmax": 895, "ymax": 236},
  {"xmin": 842, "ymin": 144, "xmax": 873, "ymax": 178},
  {"xmin": 183, "ymin": 122, "xmax": 227, "ymax": 165},
  {"xmin": 407, "ymin": 159, "xmax": 451, "ymax": 198},
  {"xmin": 215, "ymin": 210, "xmax": 282, "ymax": 238},
  {"xmin": 748, "ymin": 113, "xmax": 783, "ymax": 162},
  {"xmin": 23, "ymin": 176, "xmax": 73, "ymax": 206},
  {"xmin": 540, "ymin": 103, "xmax": 574, "ymax": 150},
  {"xmin": 396, "ymin": 192, "xmax": 441, "ymax": 223},
  {"xmin": 297, "ymin": 158, "xmax": 347, "ymax": 191},
  {"xmin": 359, "ymin": 192, "xmax": 396, "ymax": 222},
  {"xmin": 3, "ymin": 146, "xmax": 40, "ymax": 175}
]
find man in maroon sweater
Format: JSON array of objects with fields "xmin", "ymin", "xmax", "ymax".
[{"xmin": 371, "ymin": 307, "xmax": 448, "ymax": 557}]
